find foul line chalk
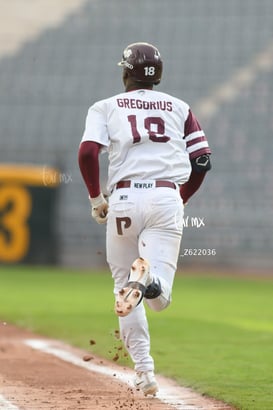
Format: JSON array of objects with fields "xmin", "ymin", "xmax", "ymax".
[
  {"xmin": 24, "ymin": 339, "xmax": 203, "ymax": 410},
  {"xmin": 0, "ymin": 394, "xmax": 21, "ymax": 410}
]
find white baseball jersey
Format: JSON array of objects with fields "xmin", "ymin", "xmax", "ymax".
[{"xmin": 82, "ymin": 89, "xmax": 209, "ymax": 193}]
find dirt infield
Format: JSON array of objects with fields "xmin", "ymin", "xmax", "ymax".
[{"xmin": 0, "ymin": 322, "xmax": 236, "ymax": 410}]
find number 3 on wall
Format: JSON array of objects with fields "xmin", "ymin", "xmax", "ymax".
[{"xmin": 0, "ymin": 185, "xmax": 32, "ymax": 262}]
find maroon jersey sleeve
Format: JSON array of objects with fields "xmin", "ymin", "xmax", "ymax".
[
  {"xmin": 180, "ymin": 170, "xmax": 206, "ymax": 204},
  {"xmin": 78, "ymin": 141, "xmax": 101, "ymax": 198},
  {"xmin": 180, "ymin": 109, "xmax": 211, "ymax": 204},
  {"xmin": 184, "ymin": 110, "xmax": 211, "ymax": 159}
]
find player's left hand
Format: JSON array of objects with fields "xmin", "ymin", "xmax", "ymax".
[{"xmin": 89, "ymin": 193, "xmax": 108, "ymax": 224}]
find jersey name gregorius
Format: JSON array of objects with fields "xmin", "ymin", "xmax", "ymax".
[{"xmin": 82, "ymin": 89, "xmax": 211, "ymax": 193}]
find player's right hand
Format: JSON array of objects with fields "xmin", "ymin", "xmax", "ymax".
[{"xmin": 89, "ymin": 193, "xmax": 108, "ymax": 224}]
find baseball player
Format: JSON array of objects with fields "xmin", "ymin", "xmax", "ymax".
[{"xmin": 78, "ymin": 42, "xmax": 211, "ymax": 396}]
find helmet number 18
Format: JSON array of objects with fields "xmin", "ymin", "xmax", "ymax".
[{"xmin": 144, "ymin": 66, "xmax": 155, "ymax": 76}]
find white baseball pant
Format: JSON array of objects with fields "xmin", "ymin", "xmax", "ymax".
[{"xmin": 106, "ymin": 180, "xmax": 184, "ymax": 372}]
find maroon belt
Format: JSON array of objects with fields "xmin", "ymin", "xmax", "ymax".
[{"xmin": 116, "ymin": 180, "xmax": 176, "ymax": 190}]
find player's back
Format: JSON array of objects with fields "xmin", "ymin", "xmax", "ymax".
[{"xmin": 100, "ymin": 89, "xmax": 192, "ymax": 191}]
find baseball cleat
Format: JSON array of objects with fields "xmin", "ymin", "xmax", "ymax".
[
  {"xmin": 115, "ymin": 288, "xmax": 142, "ymax": 316},
  {"xmin": 134, "ymin": 371, "xmax": 159, "ymax": 397},
  {"xmin": 115, "ymin": 257, "xmax": 152, "ymax": 317},
  {"xmin": 129, "ymin": 257, "xmax": 151, "ymax": 285}
]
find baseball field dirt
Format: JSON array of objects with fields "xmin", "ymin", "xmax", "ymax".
[{"xmin": 0, "ymin": 322, "xmax": 235, "ymax": 410}]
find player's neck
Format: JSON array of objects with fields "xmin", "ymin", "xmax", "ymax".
[
  {"xmin": 123, "ymin": 75, "xmax": 154, "ymax": 92},
  {"xmin": 125, "ymin": 82, "xmax": 153, "ymax": 92}
]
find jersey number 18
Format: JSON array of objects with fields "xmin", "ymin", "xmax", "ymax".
[{"xmin": 127, "ymin": 115, "xmax": 170, "ymax": 143}]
